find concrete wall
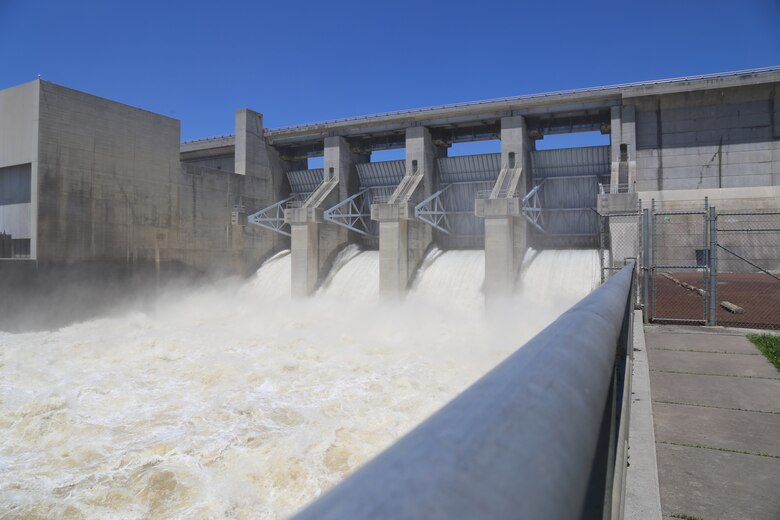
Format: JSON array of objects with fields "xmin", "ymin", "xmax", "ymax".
[
  {"xmin": 0, "ymin": 81, "xmax": 38, "ymax": 257},
  {"xmin": 36, "ymin": 81, "xmax": 182, "ymax": 267},
  {"xmin": 633, "ymin": 83, "xmax": 780, "ymax": 191},
  {"xmin": 29, "ymin": 83, "xmax": 288, "ymax": 275}
]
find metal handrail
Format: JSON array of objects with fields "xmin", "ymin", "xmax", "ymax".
[{"xmin": 294, "ymin": 264, "xmax": 636, "ymax": 520}]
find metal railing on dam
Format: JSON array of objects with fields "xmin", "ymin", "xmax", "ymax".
[{"xmin": 294, "ymin": 264, "xmax": 636, "ymax": 520}]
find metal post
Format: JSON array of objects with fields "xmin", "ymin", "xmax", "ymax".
[
  {"xmin": 650, "ymin": 199, "xmax": 656, "ymax": 322},
  {"xmin": 708, "ymin": 206, "xmax": 718, "ymax": 326},
  {"xmin": 599, "ymin": 212, "xmax": 606, "ymax": 284},
  {"xmin": 703, "ymin": 197, "xmax": 709, "ymax": 323},
  {"xmin": 642, "ymin": 208, "xmax": 650, "ymax": 323}
]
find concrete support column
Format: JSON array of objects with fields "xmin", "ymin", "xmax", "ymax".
[
  {"xmin": 476, "ymin": 116, "xmax": 529, "ymax": 298},
  {"xmin": 287, "ymin": 136, "xmax": 365, "ymax": 297},
  {"xmin": 374, "ymin": 126, "xmax": 442, "ymax": 299},
  {"xmin": 610, "ymin": 105, "xmax": 637, "ymax": 193},
  {"xmin": 623, "ymin": 105, "xmax": 637, "ymax": 189},
  {"xmin": 234, "ymin": 109, "xmax": 295, "ymax": 273},
  {"xmin": 500, "ymin": 115, "xmax": 529, "ymax": 173}
]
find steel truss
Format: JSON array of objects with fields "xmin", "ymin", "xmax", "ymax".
[
  {"xmin": 415, "ymin": 185, "xmax": 452, "ymax": 234},
  {"xmin": 521, "ymin": 181, "xmax": 545, "ymax": 233},
  {"xmin": 247, "ymin": 196, "xmax": 297, "ymax": 237},
  {"xmin": 324, "ymin": 189, "xmax": 373, "ymax": 236}
]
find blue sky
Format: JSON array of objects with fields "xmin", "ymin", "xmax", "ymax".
[{"xmin": 1, "ymin": 0, "xmax": 779, "ymax": 160}]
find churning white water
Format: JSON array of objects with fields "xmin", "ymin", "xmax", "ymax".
[
  {"xmin": 317, "ymin": 245, "xmax": 379, "ymax": 302},
  {"xmin": 409, "ymin": 249, "xmax": 485, "ymax": 309},
  {"xmin": 0, "ymin": 247, "xmax": 598, "ymax": 518}
]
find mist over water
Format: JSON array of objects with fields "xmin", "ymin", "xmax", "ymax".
[{"xmin": 0, "ymin": 247, "xmax": 598, "ymax": 518}]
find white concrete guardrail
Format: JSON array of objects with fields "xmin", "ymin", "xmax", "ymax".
[{"xmin": 294, "ymin": 264, "xmax": 636, "ymax": 520}]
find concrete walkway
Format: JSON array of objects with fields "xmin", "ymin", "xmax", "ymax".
[{"xmin": 645, "ymin": 326, "xmax": 780, "ymax": 520}]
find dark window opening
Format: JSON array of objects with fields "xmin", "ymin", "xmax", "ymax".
[{"xmin": 620, "ymin": 143, "xmax": 628, "ymax": 162}]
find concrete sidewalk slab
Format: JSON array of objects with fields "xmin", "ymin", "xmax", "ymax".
[
  {"xmin": 653, "ymin": 402, "xmax": 780, "ymax": 457},
  {"xmin": 647, "ymin": 349, "xmax": 779, "ymax": 378},
  {"xmin": 656, "ymin": 443, "xmax": 780, "ymax": 520},
  {"xmin": 645, "ymin": 330, "xmax": 760, "ymax": 354},
  {"xmin": 650, "ymin": 371, "xmax": 780, "ymax": 413}
]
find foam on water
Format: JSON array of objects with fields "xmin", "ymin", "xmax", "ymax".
[{"xmin": 0, "ymin": 246, "xmax": 599, "ymax": 518}]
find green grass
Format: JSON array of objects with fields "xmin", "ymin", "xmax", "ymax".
[
  {"xmin": 670, "ymin": 514, "xmax": 704, "ymax": 520},
  {"xmin": 747, "ymin": 333, "xmax": 780, "ymax": 373}
]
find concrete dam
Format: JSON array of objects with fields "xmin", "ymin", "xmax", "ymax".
[{"xmin": 1, "ymin": 67, "xmax": 780, "ymax": 517}]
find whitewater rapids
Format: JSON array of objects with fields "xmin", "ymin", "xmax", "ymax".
[{"xmin": 0, "ymin": 247, "xmax": 599, "ymax": 518}]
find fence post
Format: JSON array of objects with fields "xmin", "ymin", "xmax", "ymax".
[
  {"xmin": 650, "ymin": 199, "xmax": 656, "ymax": 322},
  {"xmin": 703, "ymin": 197, "xmax": 710, "ymax": 324},
  {"xmin": 643, "ymin": 208, "xmax": 650, "ymax": 323},
  {"xmin": 599, "ymin": 212, "xmax": 605, "ymax": 284},
  {"xmin": 708, "ymin": 206, "xmax": 718, "ymax": 326}
]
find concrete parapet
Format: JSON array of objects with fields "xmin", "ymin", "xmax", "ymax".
[
  {"xmin": 371, "ymin": 202, "xmax": 414, "ymax": 222},
  {"xmin": 474, "ymin": 197, "xmax": 521, "ymax": 218}
]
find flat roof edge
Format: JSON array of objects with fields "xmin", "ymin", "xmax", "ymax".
[{"xmin": 181, "ymin": 66, "xmax": 780, "ymax": 147}]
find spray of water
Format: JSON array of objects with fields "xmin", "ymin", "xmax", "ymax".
[{"xmin": 0, "ymin": 247, "xmax": 598, "ymax": 518}]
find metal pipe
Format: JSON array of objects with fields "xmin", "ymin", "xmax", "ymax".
[{"xmin": 293, "ymin": 265, "xmax": 636, "ymax": 520}]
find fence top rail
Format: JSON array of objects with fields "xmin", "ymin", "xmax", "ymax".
[
  {"xmin": 293, "ymin": 265, "xmax": 635, "ymax": 520},
  {"xmin": 717, "ymin": 210, "xmax": 780, "ymax": 216},
  {"xmin": 653, "ymin": 210, "xmax": 708, "ymax": 216}
]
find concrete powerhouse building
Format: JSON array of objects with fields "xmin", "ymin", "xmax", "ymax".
[{"xmin": 1, "ymin": 67, "xmax": 779, "ymax": 316}]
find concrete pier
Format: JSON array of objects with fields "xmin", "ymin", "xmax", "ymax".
[
  {"xmin": 609, "ymin": 105, "xmax": 637, "ymax": 192},
  {"xmin": 287, "ymin": 136, "xmax": 367, "ymax": 296},
  {"xmin": 373, "ymin": 127, "xmax": 444, "ymax": 299},
  {"xmin": 476, "ymin": 115, "xmax": 530, "ymax": 297}
]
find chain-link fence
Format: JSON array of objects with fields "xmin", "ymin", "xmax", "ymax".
[
  {"xmin": 598, "ymin": 207, "xmax": 645, "ymax": 310},
  {"xmin": 649, "ymin": 201, "xmax": 709, "ymax": 325},
  {"xmin": 713, "ymin": 210, "xmax": 780, "ymax": 329},
  {"xmin": 598, "ymin": 200, "xmax": 780, "ymax": 330}
]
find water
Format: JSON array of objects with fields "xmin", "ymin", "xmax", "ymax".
[
  {"xmin": 409, "ymin": 249, "xmax": 485, "ymax": 309},
  {"xmin": 0, "ymin": 247, "xmax": 598, "ymax": 518},
  {"xmin": 317, "ymin": 245, "xmax": 378, "ymax": 302}
]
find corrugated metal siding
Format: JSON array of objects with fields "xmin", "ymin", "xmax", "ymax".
[
  {"xmin": 542, "ymin": 209, "xmax": 599, "ymax": 236},
  {"xmin": 531, "ymin": 145, "xmax": 610, "ymax": 179},
  {"xmin": 442, "ymin": 181, "xmax": 493, "ymax": 238},
  {"xmin": 540, "ymin": 176, "xmax": 599, "ymax": 209},
  {"xmin": 287, "ymin": 168, "xmax": 323, "ymax": 194},
  {"xmin": 357, "ymin": 160, "xmax": 405, "ymax": 187},
  {"xmin": 528, "ymin": 146, "xmax": 608, "ymax": 238},
  {"xmin": 438, "ymin": 153, "xmax": 501, "ymax": 183}
]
